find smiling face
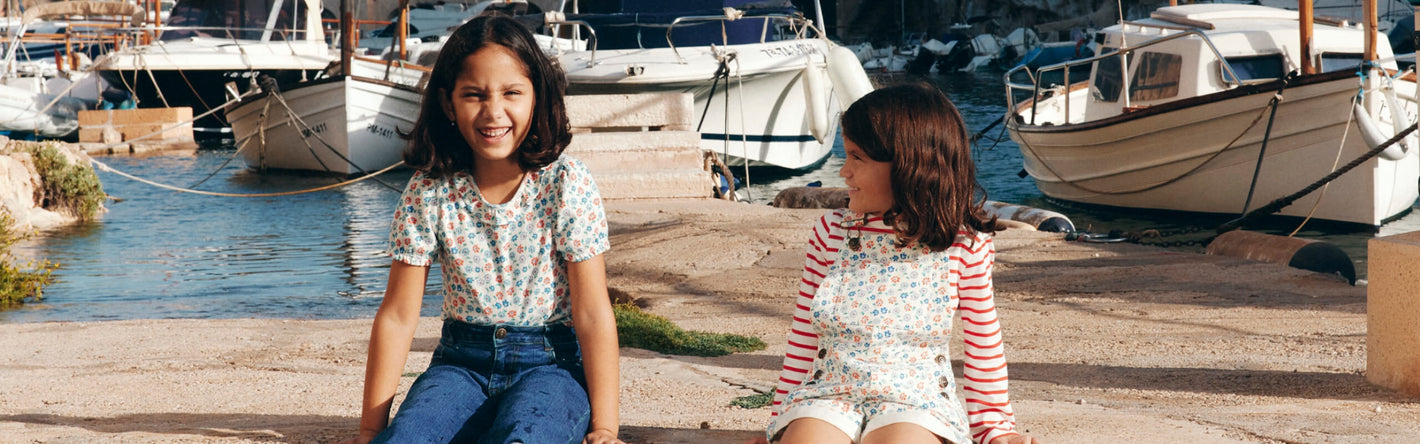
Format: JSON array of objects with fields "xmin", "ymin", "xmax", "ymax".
[
  {"xmin": 440, "ymin": 43, "xmax": 535, "ymax": 167},
  {"xmin": 840, "ymin": 136, "xmax": 894, "ymax": 216}
]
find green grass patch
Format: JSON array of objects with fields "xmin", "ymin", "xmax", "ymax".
[
  {"xmin": 614, "ymin": 303, "xmax": 765, "ymax": 357},
  {"xmin": 24, "ymin": 141, "xmax": 106, "ymax": 220},
  {"xmin": 0, "ymin": 209, "xmax": 55, "ymax": 307},
  {"xmin": 730, "ymin": 392, "xmax": 772, "ymax": 409}
]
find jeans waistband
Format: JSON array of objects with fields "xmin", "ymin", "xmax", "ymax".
[{"xmin": 440, "ymin": 319, "xmax": 576, "ymax": 345}]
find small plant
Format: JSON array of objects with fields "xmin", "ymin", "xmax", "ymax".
[
  {"xmin": 0, "ymin": 209, "xmax": 55, "ymax": 307},
  {"xmin": 613, "ymin": 303, "xmax": 766, "ymax": 357},
  {"xmin": 730, "ymin": 392, "xmax": 772, "ymax": 409},
  {"xmin": 24, "ymin": 141, "xmax": 105, "ymax": 220}
]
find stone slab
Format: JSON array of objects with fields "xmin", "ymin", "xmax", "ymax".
[
  {"xmin": 1367, "ymin": 230, "xmax": 1420, "ymax": 396},
  {"xmin": 566, "ymin": 93, "xmax": 695, "ymax": 131}
]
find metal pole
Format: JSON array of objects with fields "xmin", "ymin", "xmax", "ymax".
[{"xmin": 813, "ymin": 0, "xmax": 825, "ymax": 35}]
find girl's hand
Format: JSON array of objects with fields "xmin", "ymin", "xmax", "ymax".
[
  {"xmin": 583, "ymin": 428, "xmax": 624, "ymax": 444},
  {"xmin": 990, "ymin": 434, "xmax": 1044, "ymax": 444}
]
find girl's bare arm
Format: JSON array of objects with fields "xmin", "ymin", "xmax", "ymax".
[
  {"xmin": 567, "ymin": 254, "xmax": 621, "ymax": 443},
  {"xmin": 353, "ymin": 260, "xmax": 429, "ymax": 441}
]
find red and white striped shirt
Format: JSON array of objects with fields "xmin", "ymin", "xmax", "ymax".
[{"xmin": 770, "ymin": 210, "xmax": 1017, "ymax": 443}]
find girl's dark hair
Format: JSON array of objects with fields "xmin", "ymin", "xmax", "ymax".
[
  {"xmin": 402, "ymin": 15, "xmax": 571, "ymax": 176},
  {"xmin": 840, "ymin": 82, "xmax": 996, "ymax": 251}
]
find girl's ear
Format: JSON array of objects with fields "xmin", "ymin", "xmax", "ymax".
[{"xmin": 438, "ymin": 88, "xmax": 455, "ymax": 122}]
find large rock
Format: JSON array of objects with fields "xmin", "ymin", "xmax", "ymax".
[{"xmin": 0, "ymin": 141, "xmax": 94, "ymax": 231}]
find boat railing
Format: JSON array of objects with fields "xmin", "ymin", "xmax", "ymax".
[
  {"xmin": 664, "ymin": 13, "xmax": 818, "ymax": 64},
  {"xmin": 544, "ymin": 19, "xmax": 599, "ymax": 67},
  {"xmin": 1004, "ymin": 28, "xmax": 1243, "ymax": 126}
]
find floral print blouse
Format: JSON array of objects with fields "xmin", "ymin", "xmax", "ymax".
[{"xmin": 386, "ymin": 156, "xmax": 609, "ymax": 326}]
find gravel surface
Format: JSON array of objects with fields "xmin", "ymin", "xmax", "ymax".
[{"xmin": 1, "ymin": 199, "xmax": 1417, "ymax": 443}]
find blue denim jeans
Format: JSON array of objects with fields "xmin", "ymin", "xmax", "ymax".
[{"xmin": 372, "ymin": 320, "xmax": 591, "ymax": 444}]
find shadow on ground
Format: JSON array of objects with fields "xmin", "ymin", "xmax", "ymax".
[{"xmin": 0, "ymin": 413, "xmax": 349, "ymax": 443}]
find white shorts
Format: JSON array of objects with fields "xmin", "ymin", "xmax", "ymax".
[{"xmin": 769, "ymin": 398, "xmax": 963, "ymax": 444}]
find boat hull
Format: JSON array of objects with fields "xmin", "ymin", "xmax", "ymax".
[
  {"xmin": 227, "ymin": 76, "xmax": 419, "ymax": 175},
  {"xmin": 1009, "ymin": 72, "xmax": 1420, "ymax": 227},
  {"xmin": 559, "ymin": 40, "xmax": 847, "ymax": 171}
]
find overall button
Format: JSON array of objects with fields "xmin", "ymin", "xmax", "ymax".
[
  {"xmin": 817, "ymin": 349, "xmax": 827, "ymax": 359},
  {"xmin": 935, "ymin": 355, "xmax": 947, "ymax": 364},
  {"xmin": 813, "ymin": 370, "xmax": 823, "ymax": 380},
  {"xmin": 938, "ymin": 376, "xmax": 951, "ymax": 388},
  {"xmin": 495, "ymin": 328, "xmax": 508, "ymax": 339}
]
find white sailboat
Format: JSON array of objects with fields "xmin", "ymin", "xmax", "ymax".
[
  {"xmin": 225, "ymin": 3, "xmax": 424, "ymax": 175},
  {"xmin": 1005, "ymin": 3, "xmax": 1419, "ymax": 228},
  {"xmin": 548, "ymin": 0, "xmax": 873, "ymax": 171}
]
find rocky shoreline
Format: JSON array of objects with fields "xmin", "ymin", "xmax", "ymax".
[
  {"xmin": 0, "ymin": 199, "xmax": 1417, "ymax": 443},
  {"xmin": 0, "ymin": 139, "xmax": 101, "ymax": 232}
]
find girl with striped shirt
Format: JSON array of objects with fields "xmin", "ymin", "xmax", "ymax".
[{"xmin": 751, "ymin": 83, "xmax": 1041, "ymax": 444}]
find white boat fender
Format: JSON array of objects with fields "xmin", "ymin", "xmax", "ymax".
[
  {"xmin": 1355, "ymin": 102, "xmax": 1411, "ymax": 161},
  {"xmin": 1382, "ymin": 83, "xmax": 1416, "ymax": 157},
  {"xmin": 980, "ymin": 200, "xmax": 1075, "ymax": 232},
  {"xmin": 802, "ymin": 55, "xmax": 831, "ymax": 143},
  {"xmin": 1205, "ymin": 230, "xmax": 1356, "ymax": 285},
  {"xmin": 826, "ymin": 44, "xmax": 874, "ymax": 110}
]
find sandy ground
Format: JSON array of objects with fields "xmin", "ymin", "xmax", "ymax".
[{"xmin": 1, "ymin": 199, "xmax": 1418, "ymax": 443}]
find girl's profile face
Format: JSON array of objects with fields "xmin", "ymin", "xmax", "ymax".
[
  {"xmin": 442, "ymin": 44, "xmax": 535, "ymax": 165},
  {"xmin": 840, "ymin": 136, "xmax": 893, "ymax": 215}
]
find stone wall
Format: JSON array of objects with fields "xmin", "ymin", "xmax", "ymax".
[{"xmin": 0, "ymin": 141, "xmax": 94, "ymax": 231}]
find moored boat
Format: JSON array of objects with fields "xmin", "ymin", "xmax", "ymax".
[
  {"xmin": 225, "ymin": 3, "xmax": 425, "ymax": 175},
  {"xmin": 1005, "ymin": 3, "xmax": 1419, "ymax": 228},
  {"xmin": 91, "ymin": 0, "xmax": 333, "ymax": 139},
  {"xmin": 547, "ymin": 0, "xmax": 873, "ymax": 171}
]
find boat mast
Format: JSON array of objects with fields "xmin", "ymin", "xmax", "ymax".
[
  {"xmin": 1300, "ymin": 0, "xmax": 1314, "ymax": 74},
  {"xmin": 340, "ymin": 0, "xmax": 352, "ymax": 77},
  {"xmin": 1364, "ymin": 0, "xmax": 1377, "ymax": 63}
]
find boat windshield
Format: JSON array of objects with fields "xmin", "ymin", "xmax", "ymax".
[{"xmin": 161, "ymin": 0, "xmax": 310, "ymax": 41}]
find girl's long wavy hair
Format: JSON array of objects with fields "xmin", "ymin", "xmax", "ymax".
[
  {"xmin": 840, "ymin": 82, "xmax": 996, "ymax": 251},
  {"xmin": 401, "ymin": 15, "xmax": 572, "ymax": 177}
]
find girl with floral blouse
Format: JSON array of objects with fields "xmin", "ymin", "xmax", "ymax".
[{"xmin": 337, "ymin": 15, "xmax": 621, "ymax": 444}]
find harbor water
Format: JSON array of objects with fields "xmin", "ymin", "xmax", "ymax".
[{"xmin": 5, "ymin": 71, "xmax": 1408, "ymax": 323}]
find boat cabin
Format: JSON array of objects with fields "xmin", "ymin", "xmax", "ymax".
[{"xmin": 1082, "ymin": 4, "xmax": 1395, "ymax": 121}]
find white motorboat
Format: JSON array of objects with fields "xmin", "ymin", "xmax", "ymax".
[
  {"xmin": 91, "ymin": 0, "xmax": 333, "ymax": 137},
  {"xmin": 0, "ymin": 1, "xmax": 147, "ymax": 138},
  {"xmin": 1005, "ymin": 3, "xmax": 1419, "ymax": 228},
  {"xmin": 547, "ymin": 1, "xmax": 873, "ymax": 171}
]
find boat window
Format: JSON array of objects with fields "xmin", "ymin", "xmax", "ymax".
[
  {"xmin": 1221, "ymin": 54, "xmax": 1284, "ymax": 84},
  {"xmin": 1091, "ymin": 52, "xmax": 1125, "ymax": 103},
  {"xmin": 1320, "ymin": 52, "xmax": 1364, "ymax": 73},
  {"xmin": 1129, "ymin": 51, "xmax": 1181, "ymax": 101}
]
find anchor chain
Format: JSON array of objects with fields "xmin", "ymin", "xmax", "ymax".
[{"xmin": 1064, "ymin": 225, "xmax": 1215, "ymax": 248}]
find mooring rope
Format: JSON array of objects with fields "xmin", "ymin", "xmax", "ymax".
[
  {"xmin": 91, "ymin": 158, "xmax": 405, "ymax": 197},
  {"xmin": 1218, "ymin": 121, "xmax": 1420, "ymax": 233}
]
